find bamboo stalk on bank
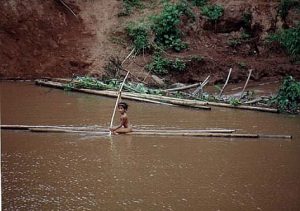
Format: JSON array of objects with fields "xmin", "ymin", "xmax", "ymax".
[
  {"xmin": 35, "ymin": 80, "xmax": 211, "ymax": 110},
  {"xmin": 192, "ymin": 75, "xmax": 210, "ymax": 97},
  {"xmin": 206, "ymin": 102, "xmax": 278, "ymax": 113},
  {"xmin": 218, "ymin": 68, "xmax": 232, "ymax": 98},
  {"xmin": 165, "ymin": 82, "xmax": 202, "ymax": 92},
  {"xmin": 35, "ymin": 79, "xmax": 278, "ymax": 113},
  {"xmin": 239, "ymin": 69, "xmax": 253, "ymax": 100}
]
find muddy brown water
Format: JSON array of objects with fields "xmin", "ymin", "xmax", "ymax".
[{"xmin": 1, "ymin": 82, "xmax": 300, "ymax": 210}]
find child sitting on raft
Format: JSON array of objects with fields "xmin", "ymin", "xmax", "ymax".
[{"xmin": 109, "ymin": 102, "xmax": 132, "ymax": 134}]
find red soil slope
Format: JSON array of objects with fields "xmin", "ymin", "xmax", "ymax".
[{"xmin": 0, "ymin": 0, "xmax": 299, "ymax": 84}]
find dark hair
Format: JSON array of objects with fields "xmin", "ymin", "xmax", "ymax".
[{"xmin": 118, "ymin": 102, "xmax": 129, "ymax": 110}]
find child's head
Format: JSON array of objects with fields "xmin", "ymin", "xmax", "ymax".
[{"xmin": 118, "ymin": 102, "xmax": 129, "ymax": 113}]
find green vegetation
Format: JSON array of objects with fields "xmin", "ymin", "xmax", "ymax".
[
  {"xmin": 242, "ymin": 12, "xmax": 252, "ymax": 29},
  {"xmin": 119, "ymin": 0, "xmax": 142, "ymax": 16},
  {"xmin": 268, "ymin": 24, "xmax": 300, "ymax": 59},
  {"xmin": 146, "ymin": 53, "xmax": 187, "ymax": 75},
  {"xmin": 64, "ymin": 76, "xmax": 118, "ymax": 90},
  {"xmin": 278, "ymin": 0, "xmax": 300, "ymax": 20},
  {"xmin": 65, "ymin": 76, "xmax": 163, "ymax": 95},
  {"xmin": 271, "ymin": 76, "xmax": 300, "ymax": 113},
  {"xmin": 190, "ymin": 55, "xmax": 204, "ymax": 62},
  {"xmin": 126, "ymin": 22, "xmax": 151, "ymax": 53},
  {"xmin": 227, "ymin": 39, "xmax": 242, "ymax": 47},
  {"xmin": 227, "ymin": 31, "xmax": 251, "ymax": 48},
  {"xmin": 229, "ymin": 97, "xmax": 242, "ymax": 106},
  {"xmin": 201, "ymin": 4, "xmax": 224, "ymax": 22},
  {"xmin": 237, "ymin": 62, "xmax": 247, "ymax": 69},
  {"xmin": 151, "ymin": 1, "xmax": 193, "ymax": 51},
  {"xmin": 189, "ymin": 0, "xmax": 207, "ymax": 7}
]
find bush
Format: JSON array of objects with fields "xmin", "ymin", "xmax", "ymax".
[
  {"xmin": 268, "ymin": 24, "xmax": 300, "ymax": 58},
  {"xmin": 126, "ymin": 22, "xmax": 151, "ymax": 54},
  {"xmin": 151, "ymin": 1, "xmax": 193, "ymax": 51},
  {"xmin": 227, "ymin": 39, "xmax": 242, "ymax": 47},
  {"xmin": 189, "ymin": 0, "xmax": 207, "ymax": 7},
  {"xmin": 272, "ymin": 76, "xmax": 300, "ymax": 113},
  {"xmin": 170, "ymin": 58, "xmax": 186, "ymax": 72},
  {"xmin": 119, "ymin": 0, "xmax": 142, "ymax": 16},
  {"xmin": 278, "ymin": 0, "xmax": 300, "ymax": 20},
  {"xmin": 146, "ymin": 53, "xmax": 187, "ymax": 75},
  {"xmin": 146, "ymin": 53, "xmax": 170, "ymax": 75},
  {"xmin": 201, "ymin": 4, "xmax": 224, "ymax": 22}
]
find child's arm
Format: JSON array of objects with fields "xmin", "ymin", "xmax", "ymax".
[{"xmin": 109, "ymin": 117, "xmax": 125, "ymax": 132}]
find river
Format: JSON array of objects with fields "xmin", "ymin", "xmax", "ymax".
[{"xmin": 1, "ymin": 81, "xmax": 300, "ymax": 210}]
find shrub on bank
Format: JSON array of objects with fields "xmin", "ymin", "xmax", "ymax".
[
  {"xmin": 271, "ymin": 76, "xmax": 300, "ymax": 113},
  {"xmin": 146, "ymin": 53, "xmax": 186, "ymax": 75},
  {"xmin": 126, "ymin": 22, "xmax": 151, "ymax": 54}
]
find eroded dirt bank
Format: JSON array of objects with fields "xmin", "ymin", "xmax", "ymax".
[{"xmin": 0, "ymin": 0, "xmax": 299, "ymax": 84}]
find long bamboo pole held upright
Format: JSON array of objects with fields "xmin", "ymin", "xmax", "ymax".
[{"xmin": 109, "ymin": 71, "xmax": 130, "ymax": 136}]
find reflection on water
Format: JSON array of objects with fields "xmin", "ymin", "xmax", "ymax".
[{"xmin": 1, "ymin": 82, "xmax": 300, "ymax": 210}]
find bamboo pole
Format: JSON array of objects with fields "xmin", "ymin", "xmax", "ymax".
[
  {"xmin": 109, "ymin": 71, "xmax": 130, "ymax": 135},
  {"xmin": 27, "ymin": 128, "xmax": 292, "ymax": 139},
  {"xmin": 0, "ymin": 124, "xmax": 103, "ymax": 131},
  {"xmin": 3, "ymin": 125, "xmax": 290, "ymax": 139},
  {"xmin": 121, "ymin": 48, "xmax": 135, "ymax": 65},
  {"xmin": 207, "ymin": 102, "xmax": 278, "ymax": 113},
  {"xmin": 239, "ymin": 69, "xmax": 253, "ymax": 99},
  {"xmin": 165, "ymin": 82, "xmax": 202, "ymax": 92},
  {"xmin": 218, "ymin": 68, "xmax": 232, "ymax": 98},
  {"xmin": 1, "ymin": 125, "xmax": 235, "ymax": 134},
  {"xmin": 192, "ymin": 75, "xmax": 210, "ymax": 97}
]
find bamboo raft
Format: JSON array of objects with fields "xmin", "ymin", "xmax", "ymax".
[
  {"xmin": 35, "ymin": 79, "xmax": 279, "ymax": 113},
  {"xmin": 1, "ymin": 125, "xmax": 292, "ymax": 139}
]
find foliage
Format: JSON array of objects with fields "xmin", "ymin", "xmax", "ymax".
[
  {"xmin": 65, "ymin": 76, "xmax": 164, "ymax": 95},
  {"xmin": 278, "ymin": 0, "xmax": 300, "ymax": 20},
  {"xmin": 189, "ymin": 0, "xmax": 207, "ymax": 7},
  {"xmin": 119, "ymin": 0, "xmax": 142, "ymax": 16},
  {"xmin": 242, "ymin": 11, "xmax": 252, "ymax": 29},
  {"xmin": 268, "ymin": 24, "xmax": 300, "ymax": 58},
  {"xmin": 237, "ymin": 62, "xmax": 247, "ymax": 69},
  {"xmin": 146, "ymin": 53, "xmax": 187, "ymax": 75},
  {"xmin": 68, "ymin": 76, "xmax": 117, "ymax": 90},
  {"xmin": 190, "ymin": 55, "xmax": 204, "ymax": 62},
  {"xmin": 170, "ymin": 58, "xmax": 186, "ymax": 72},
  {"xmin": 126, "ymin": 21, "xmax": 151, "ymax": 53},
  {"xmin": 271, "ymin": 76, "xmax": 300, "ymax": 113},
  {"xmin": 146, "ymin": 53, "xmax": 170, "ymax": 75},
  {"xmin": 201, "ymin": 4, "xmax": 224, "ymax": 22},
  {"xmin": 227, "ymin": 39, "xmax": 242, "ymax": 47},
  {"xmin": 151, "ymin": 1, "xmax": 193, "ymax": 51},
  {"xmin": 227, "ymin": 31, "xmax": 251, "ymax": 48},
  {"xmin": 126, "ymin": 82, "xmax": 163, "ymax": 94},
  {"xmin": 229, "ymin": 97, "xmax": 241, "ymax": 106}
]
